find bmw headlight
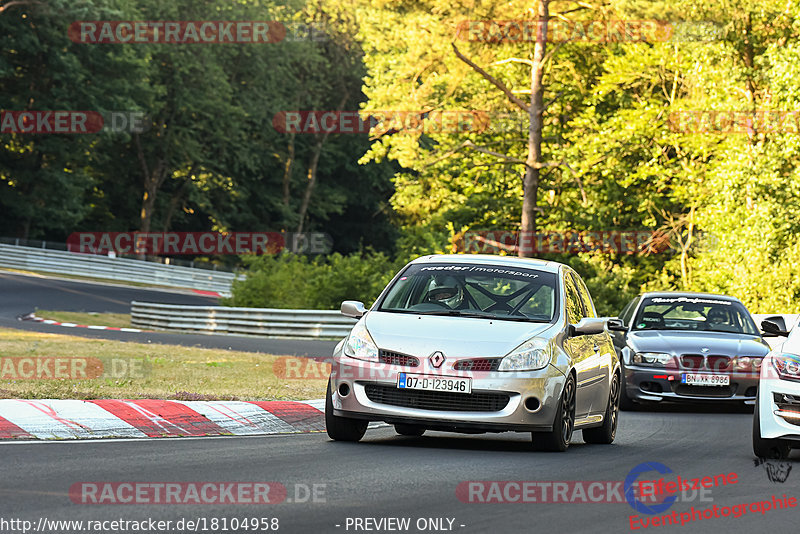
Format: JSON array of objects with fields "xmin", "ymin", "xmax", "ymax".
[
  {"xmin": 498, "ymin": 338, "xmax": 551, "ymax": 371},
  {"xmin": 771, "ymin": 351, "xmax": 800, "ymax": 382},
  {"xmin": 632, "ymin": 352, "xmax": 672, "ymax": 366},
  {"xmin": 733, "ymin": 356, "xmax": 763, "ymax": 372},
  {"xmin": 343, "ymin": 319, "xmax": 379, "ymax": 362}
]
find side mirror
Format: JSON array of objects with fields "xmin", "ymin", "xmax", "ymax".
[
  {"xmin": 570, "ymin": 317, "xmax": 606, "ymax": 336},
  {"xmin": 606, "ymin": 317, "xmax": 627, "ymax": 332},
  {"xmin": 761, "ymin": 319, "xmax": 790, "ymax": 338},
  {"xmin": 341, "ymin": 300, "xmax": 367, "ymax": 318}
]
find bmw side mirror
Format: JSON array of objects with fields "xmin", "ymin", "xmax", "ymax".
[
  {"xmin": 761, "ymin": 319, "xmax": 789, "ymax": 338},
  {"xmin": 570, "ymin": 317, "xmax": 606, "ymax": 336},
  {"xmin": 341, "ymin": 300, "xmax": 367, "ymax": 319},
  {"xmin": 606, "ymin": 317, "xmax": 627, "ymax": 332}
]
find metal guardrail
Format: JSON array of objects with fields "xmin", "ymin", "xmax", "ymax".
[
  {"xmin": 130, "ymin": 306, "xmax": 797, "ymax": 342},
  {"xmin": 131, "ymin": 301, "xmax": 358, "ymax": 339},
  {"xmin": 0, "ymin": 243, "xmax": 241, "ymax": 296}
]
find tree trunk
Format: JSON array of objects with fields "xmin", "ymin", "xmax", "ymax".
[
  {"xmin": 296, "ymin": 137, "xmax": 323, "ymax": 234},
  {"xmin": 679, "ymin": 205, "xmax": 695, "ymax": 289},
  {"xmin": 519, "ymin": 0, "xmax": 549, "ymax": 257},
  {"xmin": 295, "ymin": 92, "xmax": 348, "ymax": 234},
  {"xmin": 282, "ymin": 133, "xmax": 295, "ymax": 209},
  {"xmin": 135, "ymin": 133, "xmax": 166, "ymax": 259}
]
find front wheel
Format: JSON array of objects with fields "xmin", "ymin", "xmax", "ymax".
[
  {"xmin": 532, "ymin": 374, "xmax": 576, "ymax": 452},
  {"xmin": 325, "ymin": 380, "xmax": 368, "ymax": 442},
  {"xmin": 752, "ymin": 396, "xmax": 791, "ymax": 459},
  {"xmin": 583, "ymin": 373, "xmax": 620, "ymax": 444}
]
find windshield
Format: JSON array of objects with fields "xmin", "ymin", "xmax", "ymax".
[
  {"xmin": 378, "ymin": 263, "xmax": 557, "ymax": 322},
  {"xmin": 632, "ymin": 296, "xmax": 758, "ymax": 335}
]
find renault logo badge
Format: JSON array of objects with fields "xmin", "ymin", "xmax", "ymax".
[{"xmin": 429, "ymin": 351, "xmax": 446, "ymax": 368}]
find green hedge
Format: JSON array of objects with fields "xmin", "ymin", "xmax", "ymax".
[{"xmin": 224, "ymin": 252, "xmax": 404, "ymax": 310}]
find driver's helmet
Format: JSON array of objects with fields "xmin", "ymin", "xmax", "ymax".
[
  {"xmin": 707, "ymin": 308, "xmax": 728, "ymax": 325},
  {"xmin": 427, "ymin": 276, "xmax": 464, "ymax": 308}
]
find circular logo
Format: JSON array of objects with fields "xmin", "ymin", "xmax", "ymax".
[{"xmin": 624, "ymin": 461, "xmax": 677, "ymax": 515}]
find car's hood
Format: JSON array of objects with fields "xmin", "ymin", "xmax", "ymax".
[
  {"xmin": 364, "ymin": 311, "xmax": 552, "ymax": 359},
  {"xmin": 627, "ymin": 330, "xmax": 770, "ymax": 356}
]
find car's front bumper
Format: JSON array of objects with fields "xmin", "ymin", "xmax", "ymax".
[
  {"xmin": 624, "ymin": 365, "xmax": 759, "ymax": 403},
  {"xmin": 330, "ymin": 352, "xmax": 566, "ymax": 432},
  {"xmin": 758, "ymin": 357, "xmax": 800, "ymax": 442}
]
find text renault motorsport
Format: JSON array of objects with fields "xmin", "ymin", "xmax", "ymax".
[{"xmin": 325, "ymin": 254, "xmax": 620, "ymax": 452}]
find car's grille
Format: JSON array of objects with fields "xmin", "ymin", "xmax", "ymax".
[
  {"xmin": 680, "ymin": 355, "xmax": 705, "ymax": 370},
  {"xmin": 363, "ymin": 384, "xmax": 510, "ymax": 412},
  {"xmin": 453, "ymin": 358, "xmax": 502, "ymax": 372},
  {"xmin": 378, "ymin": 350, "xmax": 420, "ymax": 367},
  {"xmin": 706, "ymin": 355, "xmax": 732, "ymax": 371},
  {"xmin": 674, "ymin": 385, "xmax": 734, "ymax": 397},
  {"xmin": 680, "ymin": 354, "xmax": 732, "ymax": 371}
]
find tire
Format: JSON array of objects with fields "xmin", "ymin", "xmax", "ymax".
[
  {"xmin": 532, "ymin": 373, "xmax": 576, "ymax": 452},
  {"xmin": 619, "ymin": 369, "xmax": 637, "ymax": 411},
  {"xmin": 752, "ymin": 396, "xmax": 791, "ymax": 459},
  {"xmin": 325, "ymin": 380, "xmax": 368, "ymax": 442},
  {"xmin": 394, "ymin": 424, "xmax": 425, "ymax": 437},
  {"xmin": 583, "ymin": 373, "xmax": 620, "ymax": 444}
]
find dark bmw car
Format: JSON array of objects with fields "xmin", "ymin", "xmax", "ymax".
[{"xmin": 608, "ymin": 292, "xmax": 771, "ymax": 409}]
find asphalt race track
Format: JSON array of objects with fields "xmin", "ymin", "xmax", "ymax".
[
  {"xmin": 1, "ymin": 271, "xmax": 798, "ymax": 534},
  {"xmin": 1, "ymin": 405, "xmax": 797, "ymax": 534},
  {"xmin": 0, "ymin": 271, "xmax": 338, "ymax": 357}
]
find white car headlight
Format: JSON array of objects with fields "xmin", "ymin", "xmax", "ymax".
[
  {"xmin": 632, "ymin": 352, "xmax": 672, "ymax": 366},
  {"xmin": 498, "ymin": 338, "xmax": 551, "ymax": 371},
  {"xmin": 771, "ymin": 351, "xmax": 800, "ymax": 382},
  {"xmin": 343, "ymin": 319, "xmax": 379, "ymax": 362}
]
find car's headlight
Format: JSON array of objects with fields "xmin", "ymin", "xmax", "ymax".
[
  {"xmin": 632, "ymin": 352, "xmax": 672, "ymax": 366},
  {"xmin": 498, "ymin": 338, "xmax": 551, "ymax": 371},
  {"xmin": 771, "ymin": 351, "xmax": 800, "ymax": 382},
  {"xmin": 343, "ymin": 319, "xmax": 379, "ymax": 362},
  {"xmin": 733, "ymin": 356, "xmax": 763, "ymax": 372}
]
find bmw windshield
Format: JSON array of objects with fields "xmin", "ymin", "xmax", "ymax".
[
  {"xmin": 632, "ymin": 296, "xmax": 758, "ymax": 334},
  {"xmin": 377, "ymin": 263, "xmax": 557, "ymax": 322}
]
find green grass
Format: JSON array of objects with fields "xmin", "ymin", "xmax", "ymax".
[{"xmin": 0, "ymin": 328, "xmax": 328, "ymax": 401}]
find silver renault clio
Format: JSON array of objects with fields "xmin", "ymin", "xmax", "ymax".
[{"xmin": 326, "ymin": 254, "xmax": 620, "ymax": 451}]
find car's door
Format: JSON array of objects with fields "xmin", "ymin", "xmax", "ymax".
[
  {"xmin": 562, "ymin": 272, "xmax": 595, "ymax": 418},
  {"xmin": 571, "ymin": 272, "xmax": 614, "ymax": 416}
]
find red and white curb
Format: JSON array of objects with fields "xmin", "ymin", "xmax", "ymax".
[
  {"xmin": 0, "ymin": 398, "xmax": 327, "ymax": 440},
  {"xmin": 20, "ymin": 313, "xmax": 146, "ymax": 333}
]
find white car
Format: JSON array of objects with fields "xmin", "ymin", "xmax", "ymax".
[{"xmin": 753, "ymin": 316, "xmax": 800, "ymax": 458}]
